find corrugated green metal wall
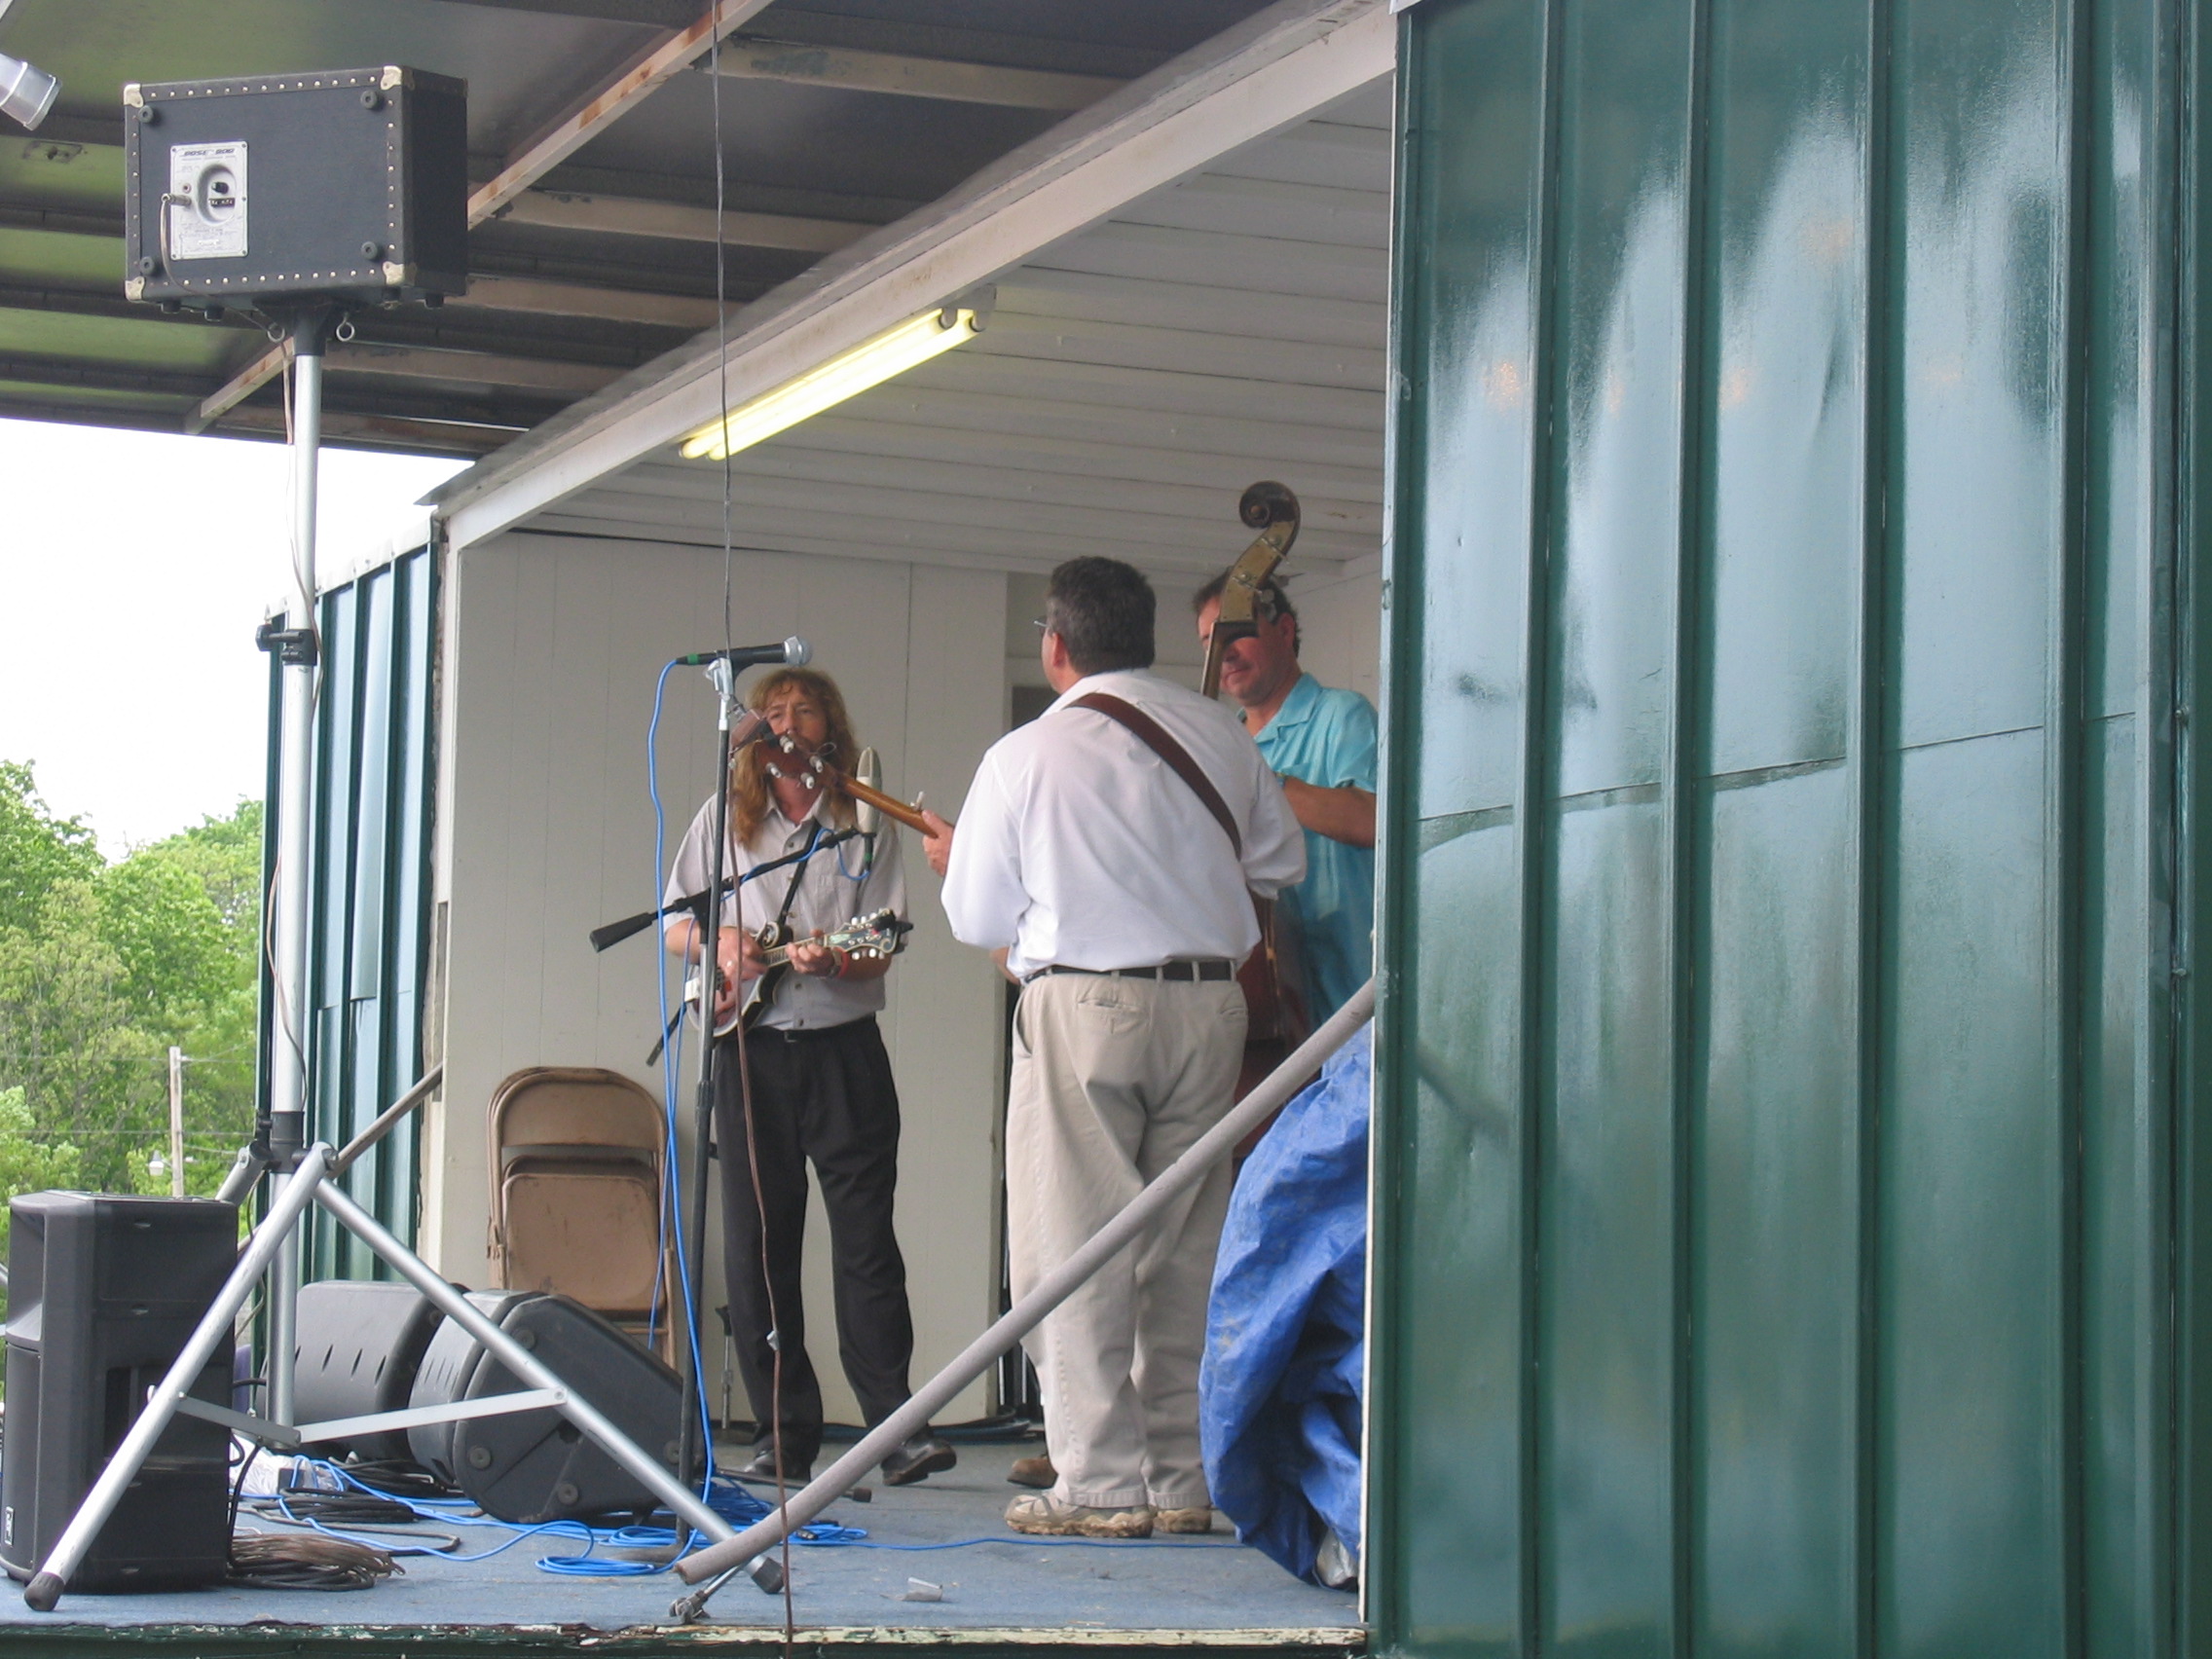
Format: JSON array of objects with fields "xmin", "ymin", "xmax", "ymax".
[
  {"xmin": 1373, "ymin": 0, "xmax": 2199, "ymax": 1651},
  {"xmin": 259, "ymin": 543, "xmax": 438, "ymax": 1274}
]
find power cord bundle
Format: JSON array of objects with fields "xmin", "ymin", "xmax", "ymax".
[{"xmin": 228, "ymin": 1532, "xmax": 401, "ymax": 1592}]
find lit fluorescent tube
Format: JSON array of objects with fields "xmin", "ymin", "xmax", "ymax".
[{"xmin": 680, "ymin": 305, "xmax": 983, "ymax": 461}]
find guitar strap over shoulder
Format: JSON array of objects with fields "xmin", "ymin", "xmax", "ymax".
[
  {"xmin": 1070, "ymin": 692, "xmax": 1241, "ymax": 859},
  {"xmin": 768, "ymin": 821, "xmax": 824, "ymax": 940}
]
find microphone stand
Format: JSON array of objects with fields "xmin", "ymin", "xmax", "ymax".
[{"xmin": 674, "ymin": 658, "xmax": 743, "ymax": 1493}]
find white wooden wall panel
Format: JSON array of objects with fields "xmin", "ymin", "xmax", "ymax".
[
  {"xmin": 1296, "ymin": 559, "xmax": 1382, "ymax": 711},
  {"xmin": 437, "ymin": 531, "xmax": 1006, "ymax": 1425}
]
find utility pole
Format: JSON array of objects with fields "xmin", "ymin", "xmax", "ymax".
[{"xmin": 166, "ymin": 1047, "xmax": 186, "ymax": 1198}]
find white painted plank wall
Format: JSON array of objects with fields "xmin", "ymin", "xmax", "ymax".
[{"xmin": 431, "ymin": 530, "xmax": 1007, "ymax": 1424}]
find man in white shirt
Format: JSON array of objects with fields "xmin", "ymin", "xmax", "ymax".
[
  {"xmin": 920, "ymin": 558, "xmax": 1304, "ymax": 1538},
  {"xmin": 665, "ymin": 667, "xmax": 954, "ymax": 1492}
]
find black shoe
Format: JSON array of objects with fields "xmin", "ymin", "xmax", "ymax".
[
  {"xmin": 880, "ymin": 1432, "xmax": 957, "ymax": 1487},
  {"xmin": 736, "ymin": 1445, "xmax": 812, "ymax": 1484}
]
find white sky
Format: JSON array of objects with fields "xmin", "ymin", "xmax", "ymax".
[{"xmin": 0, "ymin": 417, "xmax": 468, "ymax": 855}]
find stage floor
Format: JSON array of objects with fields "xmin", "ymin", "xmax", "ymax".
[{"xmin": 0, "ymin": 1438, "xmax": 1364, "ymax": 1647}]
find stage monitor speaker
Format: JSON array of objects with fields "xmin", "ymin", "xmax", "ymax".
[
  {"xmin": 1, "ymin": 1193, "xmax": 238, "ymax": 1593},
  {"xmin": 408, "ymin": 1291, "xmax": 683, "ymax": 1525},
  {"xmin": 122, "ymin": 66, "xmax": 467, "ymax": 312},
  {"xmin": 292, "ymin": 1279, "xmax": 444, "ymax": 1465}
]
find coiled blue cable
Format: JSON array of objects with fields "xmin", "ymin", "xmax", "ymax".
[{"xmin": 283, "ymin": 1460, "xmax": 864, "ymax": 1577}]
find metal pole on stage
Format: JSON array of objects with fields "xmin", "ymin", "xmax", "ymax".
[
  {"xmin": 263, "ymin": 303, "xmax": 338, "ymax": 1427},
  {"xmin": 674, "ymin": 660, "xmax": 740, "ymax": 1490}
]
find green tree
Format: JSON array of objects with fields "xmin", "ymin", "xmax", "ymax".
[
  {"xmin": 0, "ymin": 760, "xmax": 98, "ymax": 937},
  {"xmin": 0, "ymin": 764, "xmax": 261, "ymax": 1197},
  {"xmin": 0, "ymin": 1086, "xmax": 82, "ymax": 1262}
]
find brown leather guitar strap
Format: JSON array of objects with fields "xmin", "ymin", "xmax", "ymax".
[{"xmin": 1070, "ymin": 692, "xmax": 1241, "ymax": 859}]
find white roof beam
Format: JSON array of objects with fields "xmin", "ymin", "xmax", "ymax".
[
  {"xmin": 449, "ymin": 275, "xmax": 725, "ymax": 329},
  {"xmin": 438, "ymin": 0, "xmax": 1396, "ymax": 548},
  {"xmin": 492, "ymin": 189, "xmax": 870, "ymax": 253},
  {"xmin": 705, "ymin": 37, "xmax": 1123, "ymax": 111},
  {"xmin": 329, "ymin": 345, "xmax": 625, "ymax": 396}
]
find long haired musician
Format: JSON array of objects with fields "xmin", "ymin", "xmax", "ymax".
[{"xmin": 661, "ymin": 666, "xmax": 956, "ymax": 1490}]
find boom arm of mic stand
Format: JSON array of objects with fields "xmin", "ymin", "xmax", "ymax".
[{"xmin": 590, "ymin": 829, "xmax": 869, "ymax": 952}]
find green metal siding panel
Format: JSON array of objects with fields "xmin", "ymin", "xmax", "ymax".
[
  {"xmin": 1379, "ymin": 0, "xmax": 2186, "ymax": 1652},
  {"xmin": 260, "ymin": 544, "xmax": 439, "ymax": 1274}
]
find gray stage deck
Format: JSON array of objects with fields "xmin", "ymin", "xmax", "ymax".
[{"xmin": 0, "ymin": 1442, "xmax": 1363, "ymax": 1652}]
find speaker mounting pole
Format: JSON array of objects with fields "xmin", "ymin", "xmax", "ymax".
[{"xmin": 259, "ymin": 301, "xmax": 344, "ymax": 1429}]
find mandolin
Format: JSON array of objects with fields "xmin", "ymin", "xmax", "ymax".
[{"xmin": 680, "ymin": 907, "xmax": 911, "ymax": 1039}]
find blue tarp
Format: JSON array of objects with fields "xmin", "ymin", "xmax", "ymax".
[{"xmin": 1199, "ymin": 1025, "xmax": 1370, "ymax": 1589}]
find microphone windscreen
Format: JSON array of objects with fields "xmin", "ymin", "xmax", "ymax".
[{"xmin": 854, "ymin": 747, "xmax": 882, "ymax": 837}]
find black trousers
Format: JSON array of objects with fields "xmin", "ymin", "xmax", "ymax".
[{"xmin": 715, "ymin": 1015, "xmax": 914, "ymax": 1468}]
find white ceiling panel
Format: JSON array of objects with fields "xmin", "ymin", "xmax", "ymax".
[
  {"xmin": 728, "ymin": 415, "xmax": 1386, "ymax": 502},
  {"xmin": 526, "ymin": 84, "xmax": 1396, "ymax": 586}
]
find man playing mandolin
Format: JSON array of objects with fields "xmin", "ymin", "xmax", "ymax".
[{"xmin": 662, "ymin": 666, "xmax": 956, "ymax": 1491}]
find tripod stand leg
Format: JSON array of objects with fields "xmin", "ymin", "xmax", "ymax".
[
  {"xmin": 311, "ymin": 1181, "xmax": 781, "ymax": 1594},
  {"xmin": 23, "ymin": 1147, "xmax": 333, "ymax": 1612},
  {"xmin": 214, "ymin": 1144, "xmax": 266, "ymax": 1207}
]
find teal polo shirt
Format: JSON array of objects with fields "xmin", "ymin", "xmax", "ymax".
[{"xmin": 1249, "ymin": 672, "xmax": 1378, "ymax": 1024}]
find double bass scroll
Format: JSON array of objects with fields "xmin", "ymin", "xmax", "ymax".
[
  {"xmin": 1199, "ymin": 481, "xmax": 1301, "ymax": 698},
  {"xmin": 1199, "ymin": 482, "xmax": 1310, "ymax": 1108}
]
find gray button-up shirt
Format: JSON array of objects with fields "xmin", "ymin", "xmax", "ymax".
[{"xmin": 663, "ymin": 793, "xmax": 907, "ymax": 1031}]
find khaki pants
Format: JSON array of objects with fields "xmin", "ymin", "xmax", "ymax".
[{"xmin": 1007, "ymin": 972, "xmax": 1247, "ymax": 1509}]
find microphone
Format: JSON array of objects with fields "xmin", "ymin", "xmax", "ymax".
[
  {"xmin": 853, "ymin": 747, "xmax": 882, "ymax": 837},
  {"xmin": 677, "ymin": 636, "xmax": 810, "ymax": 669}
]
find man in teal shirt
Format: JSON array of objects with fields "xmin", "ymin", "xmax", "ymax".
[{"xmin": 1194, "ymin": 573, "xmax": 1377, "ymax": 1024}]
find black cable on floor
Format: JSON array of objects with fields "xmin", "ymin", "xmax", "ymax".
[
  {"xmin": 246, "ymin": 1491, "xmax": 419, "ymax": 1528},
  {"xmin": 228, "ymin": 1532, "xmax": 402, "ymax": 1591}
]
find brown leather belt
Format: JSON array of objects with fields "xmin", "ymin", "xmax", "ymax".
[{"xmin": 1026, "ymin": 960, "xmax": 1235, "ymax": 984}]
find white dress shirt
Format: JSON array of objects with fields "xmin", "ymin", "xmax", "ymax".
[
  {"xmin": 940, "ymin": 668, "xmax": 1305, "ymax": 978},
  {"xmin": 663, "ymin": 793, "xmax": 906, "ymax": 1030}
]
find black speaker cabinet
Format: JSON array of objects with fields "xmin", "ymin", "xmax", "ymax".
[
  {"xmin": 1, "ymin": 1193, "xmax": 237, "ymax": 1593},
  {"xmin": 122, "ymin": 66, "xmax": 467, "ymax": 311},
  {"xmin": 408, "ymin": 1291, "xmax": 683, "ymax": 1524},
  {"xmin": 293, "ymin": 1279, "xmax": 444, "ymax": 1465}
]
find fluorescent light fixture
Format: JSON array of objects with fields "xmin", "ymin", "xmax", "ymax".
[
  {"xmin": 680, "ymin": 304, "xmax": 983, "ymax": 461},
  {"xmin": 0, "ymin": 50, "xmax": 58, "ymax": 130}
]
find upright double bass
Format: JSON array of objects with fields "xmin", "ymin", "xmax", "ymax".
[{"xmin": 1201, "ymin": 482, "xmax": 1311, "ymax": 1103}]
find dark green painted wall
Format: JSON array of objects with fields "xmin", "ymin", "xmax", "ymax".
[
  {"xmin": 260, "ymin": 543, "xmax": 438, "ymax": 1272},
  {"xmin": 1374, "ymin": 0, "xmax": 2194, "ymax": 1651}
]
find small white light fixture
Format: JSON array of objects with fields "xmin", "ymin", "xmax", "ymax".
[
  {"xmin": 680, "ymin": 302, "xmax": 984, "ymax": 462},
  {"xmin": 0, "ymin": 53, "xmax": 56, "ymax": 129},
  {"xmin": 0, "ymin": 1, "xmax": 59, "ymax": 132}
]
